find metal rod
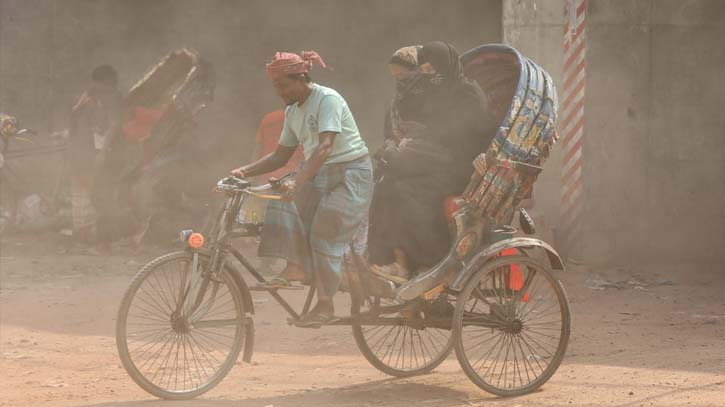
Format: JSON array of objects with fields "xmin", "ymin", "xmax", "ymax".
[
  {"xmin": 227, "ymin": 246, "xmax": 300, "ymax": 320},
  {"xmin": 322, "ymin": 316, "xmax": 454, "ymax": 330},
  {"xmin": 301, "ymin": 286, "xmax": 316, "ymax": 316}
]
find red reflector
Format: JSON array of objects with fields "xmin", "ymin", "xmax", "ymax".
[
  {"xmin": 444, "ymin": 196, "xmax": 461, "ymax": 223},
  {"xmin": 188, "ymin": 233, "xmax": 205, "ymax": 249},
  {"xmin": 498, "ymin": 248, "xmax": 529, "ymax": 302}
]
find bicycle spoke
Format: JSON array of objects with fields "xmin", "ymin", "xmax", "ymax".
[
  {"xmin": 472, "ymin": 330, "xmax": 506, "ymax": 374},
  {"xmin": 518, "ymin": 332, "xmax": 547, "ymax": 374},
  {"xmin": 130, "ymin": 329, "xmax": 174, "ymax": 360},
  {"xmin": 514, "ymin": 333, "xmax": 535, "ymax": 382},
  {"xmin": 185, "ymin": 333, "xmax": 208, "ymax": 386},
  {"xmin": 370, "ymin": 326, "xmax": 397, "ymax": 355}
]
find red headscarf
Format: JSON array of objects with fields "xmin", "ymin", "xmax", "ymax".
[{"xmin": 266, "ymin": 51, "xmax": 327, "ymax": 80}]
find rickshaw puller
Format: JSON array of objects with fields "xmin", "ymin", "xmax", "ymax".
[{"xmin": 231, "ymin": 51, "xmax": 372, "ymax": 327}]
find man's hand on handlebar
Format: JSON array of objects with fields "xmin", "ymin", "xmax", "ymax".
[
  {"xmin": 271, "ymin": 177, "xmax": 296, "ymax": 202},
  {"xmin": 230, "ymin": 167, "xmax": 246, "ymax": 179}
]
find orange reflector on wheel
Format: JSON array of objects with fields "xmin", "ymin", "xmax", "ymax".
[
  {"xmin": 499, "ymin": 248, "xmax": 529, "ymax": 302},
  {"xmin": 188, "ymin": 233, "xmax": 205, "ymax": 249}
]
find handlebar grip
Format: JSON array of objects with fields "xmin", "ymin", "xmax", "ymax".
[{"xmin": 269, "ymin": 172, "xmax": 295, "ymax": 188}]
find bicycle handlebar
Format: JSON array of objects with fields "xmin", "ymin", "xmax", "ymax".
[{"xmin": 215, "ymin": 172, "xmax": 295, "ymax": 199}]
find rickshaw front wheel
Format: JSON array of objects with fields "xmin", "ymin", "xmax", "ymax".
[
  {"xmin": 452, "ymin": 255, "xmax": 571, "ymax": 396},
  {"xmin": 116, "ymin": 251, "xmax": 250, "ymax": 399}
]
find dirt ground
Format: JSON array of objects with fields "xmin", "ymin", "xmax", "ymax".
[{"xmin": 1, "ymin": 233, "xmax": 724, "ymax": 407}]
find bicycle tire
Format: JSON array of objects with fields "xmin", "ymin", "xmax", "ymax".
[
  {"xmin": 453, "ymin": 255, "xmax": 571, "ymax": 396},
  {"xmin": 351, "ymin": 287, "xmax": 454, "ymax": 377},
  {"xmin": 116, "ymin": 251, "xmax": 248, "ymax": 399}
]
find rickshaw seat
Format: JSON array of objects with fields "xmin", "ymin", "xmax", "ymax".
[
  {"xmin": 397, "ymin": 45, "xmax": 559, "ymax": 303},
  {"xmin": 123, "ymin": 106, "xmax": 164, "ymax": 143}
]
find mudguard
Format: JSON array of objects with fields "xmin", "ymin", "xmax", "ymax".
[{"xmin": 449, "ymin": 237, "xmax": 565, "ymax": 292}]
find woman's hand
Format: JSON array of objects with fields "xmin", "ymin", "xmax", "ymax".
[{"xmin": 398, "ymin": 137, "xmax": 413, "ymax": 149}]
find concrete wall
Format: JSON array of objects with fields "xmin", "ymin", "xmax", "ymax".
[
  {"xmin": 586, "ymin": 0, "xmax": 725, "ymax": 264},
  {"xmin": 504, "ymin": 0, "xmax": 725, "ymax": 264},
  {"xmin": 502, "ymin": 0, "xmax": 566, "ymax": 244},
  {"xmin": 0, "ymin": 0, "xmax": 502, "ymax": 177}
]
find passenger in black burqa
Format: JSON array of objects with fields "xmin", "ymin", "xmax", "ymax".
[{"xmin": 369, "ymin": 41, "xmax": 498, "ymax": 282}]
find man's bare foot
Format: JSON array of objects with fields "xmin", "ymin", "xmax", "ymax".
[
  {"xmin": 255, "ymin": 262, "xmax": 307, "ymax": 290},
  {"xmin": 310, "ymin": 299, "xmax": 334, "ymax": 317},
  {"xmin": 279, "ymin": 262, "xmax": 306, "ymax": 282}
]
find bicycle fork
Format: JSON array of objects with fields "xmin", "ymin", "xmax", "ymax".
[{"xmin": 176, "ymin": 250, "xmax": 224, "ymax": 320}]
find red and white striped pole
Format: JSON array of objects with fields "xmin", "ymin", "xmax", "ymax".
[{"xmin": 560, "ymin": 0, "xmax": 586, "ymax": 258}]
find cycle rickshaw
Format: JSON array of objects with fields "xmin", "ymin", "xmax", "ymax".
[
  {"xmin": 115, "ymin": 44, "xmax": 571, "ymax": 399},
  {"xmin": 118, "ymin": 49, "xmax": 215, "ymax": 239}
]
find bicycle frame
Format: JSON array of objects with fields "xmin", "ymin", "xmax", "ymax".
[{"xmin": 182, "ymin": 178, "xmax": 458, "ymax": 329}]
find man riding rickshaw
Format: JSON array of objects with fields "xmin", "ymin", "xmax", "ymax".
[{"xmin": 116, "ymin": 43, "xmax": 571, "ymax": 399}]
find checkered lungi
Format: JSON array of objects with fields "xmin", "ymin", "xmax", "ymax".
[
  {"xmin": 70, "ymin": 175, "xmax": 97, "ymax": 231},
  {"xmin": 258, "ymin": 155, "xmax": 373, "ymax": 299}
]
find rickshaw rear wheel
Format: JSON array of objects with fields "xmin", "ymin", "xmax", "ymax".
[
  {"xmin": 351, "ymin": 289, "xmax": 455, "ymax": 377},
  {"xmin": 453, "ymin": 255, "xmax": 570, "ymax": 396},
  {"xmin": 116, "ymin": 251, "xmax": 249, "ymax": 399}
]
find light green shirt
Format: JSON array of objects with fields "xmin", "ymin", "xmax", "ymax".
[{"xmin": 279, "ymin": 84, "xmax": 368, "ymax": 164}]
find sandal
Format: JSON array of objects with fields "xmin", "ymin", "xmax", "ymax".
[
  {"xmin": 294, "ymin": 311, "xmax": 339, "ymax": 329},
  {"xmin": 253, "ymin": 276, "xmax": 304, "ymax": 291},
  {"xmin": 370, "ymin": 262, "xmax": 410, "ymax": 285}
]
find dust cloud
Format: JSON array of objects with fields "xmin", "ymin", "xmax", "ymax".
[{"xmin": 0, "ymin": 0, "xmax": 501, "ymax": 195}]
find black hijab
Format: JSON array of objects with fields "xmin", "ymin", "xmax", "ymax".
[
  {"xmin": 417, "ymin": 41, "xmax": 463, "ymax": 87},
  {"xmin": 412, "ymin": 42, "xmax": 495, "ymax": 174}
]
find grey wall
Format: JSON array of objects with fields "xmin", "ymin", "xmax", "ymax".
[
  {"xmin": 504, "ymin": 0, "xmax": 725, "ymax": 264},
  {"xmin": 586, "ymin": 0, "xmax": 725, "ymax": 264},
  {"xmin": 0, "ymin": 0, "xmax": 502, "ymax": 176},
  {"xmin": 502, "ymin": 0, "xmax": 566, "ymax": 245}
]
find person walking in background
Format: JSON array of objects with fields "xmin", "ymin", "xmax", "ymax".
[{"xmin": 68, "ymin": 64, "xmax": 123, "ymax": 249}]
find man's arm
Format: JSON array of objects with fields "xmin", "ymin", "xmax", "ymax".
[
  {"xmin": 289, "ymin": 94, "xmax": 341, "ymax": 187},
  {"xmin": 276, "ymin": 131, "xmax": 335, "ymax": 201},
  {"xmin": 296, "ymin": 131, "xmax": 335, "ymax": 185},
  {"xmin": 231, "ymin": 144, "xmax": 296, "ymax": 178}
]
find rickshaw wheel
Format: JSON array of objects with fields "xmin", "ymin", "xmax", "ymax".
[
  {"xmin": 116, "ymin": 252, "xmax": 249, "ymax": 399},
  {"xmin": 351, "ymin": 291, "xmax": 455, "ymax": 377},
  {"xmin": 453, "ymin": 255, "xmax": 570, "ymax": 396}
]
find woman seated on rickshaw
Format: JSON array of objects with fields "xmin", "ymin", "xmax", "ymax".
[{"xmin": 369, "ymin": 41, "xmax": 498, "ymax": 283}]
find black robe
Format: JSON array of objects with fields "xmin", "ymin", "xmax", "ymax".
[{"xmin": 369, "ymin": 78, "xmax": 497, "ymax": 269}]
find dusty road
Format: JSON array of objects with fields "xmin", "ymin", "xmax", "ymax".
[{"xmin": 1, "ymin": 234, "xmax": 724, "ymax": 407}]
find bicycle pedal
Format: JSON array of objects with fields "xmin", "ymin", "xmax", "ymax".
[
  {"xmin": 290, "ymin": 320, "xmax": 322, "ymax": 329},
  {"xmin": 287, "ymin": 317, "xmax": 317, "ymax": 328},
  {"xmin": 292, "ymin": 317, "xmax": 340, "ymax": 329}
]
